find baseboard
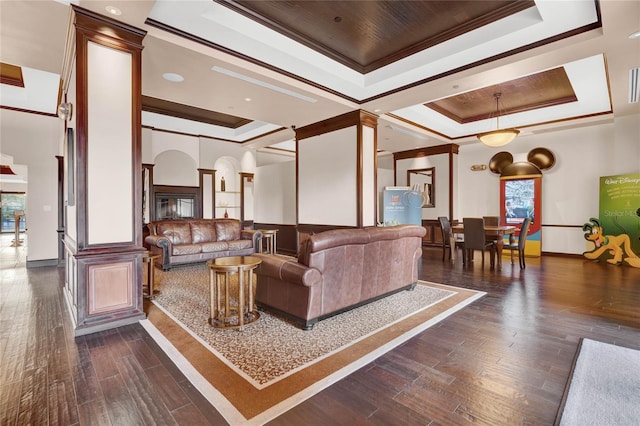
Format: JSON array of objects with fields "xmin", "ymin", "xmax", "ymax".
[{"xmin": 26, "ymin": 258, "xmax": 59, "ymax": 268}]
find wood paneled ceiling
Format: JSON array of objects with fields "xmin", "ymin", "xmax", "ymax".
[
  {"xmin": 425, "ymin": 67, "xmax": 578, "ymax": 124},
  {"xmin": 142, "ymin": 96, "xmax": 252, "ymax": 128},
  {"xmin": 219, "ymin": 0, "xmax": 536, "ymax": 73},
  {"xmin": 0, "ymin": 62, "xmax": 24, "ymax": 88}
]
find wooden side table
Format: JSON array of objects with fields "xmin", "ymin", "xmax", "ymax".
[
  {"xmin": 142, "ymin": 252, "xmax": 161, "ymax": 299},
  {"xmin": 258, "ymin": 229, "xmax": 278, "ymax": 254},
  {"xmin": 207, "ymin": 256, "xmax": 262, "ymax": 329}
]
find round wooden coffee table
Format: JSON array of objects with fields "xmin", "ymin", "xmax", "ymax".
[{"xmin": 206, "ymin": 256, "xmax": 262, "ymax": 329}]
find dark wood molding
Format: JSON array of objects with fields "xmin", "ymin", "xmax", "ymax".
[
  {"xmin": 394, "ymin": 144, "xmax": 459, "ymax": 222},
  {"xmin": 425, "ymin": 67, "xmax": 577, "ymax": 124},
  {"xmin": 142, "ymin": 95, "xmax": 252, "ymax": 128},
  {"xmin": 0, "ymin": 62, "xmax": 24, "ymax": 87},
  {"xmin": 72, "ymin": 5, "xmax": 146, "ymax": 251},
  {"xmin": 140, "ymin": 124, "xmax": 288, "ymax": 144},
  {"xmin": 0, "ymin": 105, "xmax": 57, "ymax": 117},
  {"xmin": 393, "ymin": 143, "xmax": 459, "ymax": 161},
  {"xmin": 239, "ymin": 172, "xmax": 254, "ymax": 224},
  {"xmin": 295, "ymin": 110, "xmax": 377, "ymax": 140},
  {"xmin": 146, "ymin": 3, "xmax": 600, "ymax": 106},
  {"xmin": 198, "ymin": 169, "xmax": 215, "ymax": 219},
  {"xmin": 142, "ymin": 163, "xmax": 155, "ymax": 222},
  {"xmin": 56, "ymin": 155, "xmax": 65, "ymax": 264},
  {"xmin": 72, "ymin": 6, "xmax": 147, "ymax": 48},
  {"xmin": 217, "ymin": 0, "xmax": 535, "ymax": 74},
  {"xmin": 296, "ymin": 110, "xmax": 378, "ymax": 228}
]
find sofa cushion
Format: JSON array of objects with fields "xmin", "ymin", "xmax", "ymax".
[
  {"xmin": 158, "ymin": 222, "xmax": 192, "ymax": 245},
  {"xmin": 215, "ymin": 219, "xmax": 241, "ymax": 241},
  {"xmin": 201, "ymin": 241, "xmax": 229, "ymax": 253},
  {"xmin": 228, "ymin": 239, "xmax": 252, "ymax": 251},
  {"xmin": 190, "ymin": 221, "xmax": 217, "ymax": 244},
  {"xmin": 172, "ymin": 244, "xmax": 202, "ymax": 255}
]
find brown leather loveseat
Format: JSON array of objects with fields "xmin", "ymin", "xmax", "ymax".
[
  {"xmin": 254, "ymin": 225, "xmax": 425, "ymax": 330},
  {"xmin": 145, "ymin": 218, "xmax": 261, "ymax": 270}
]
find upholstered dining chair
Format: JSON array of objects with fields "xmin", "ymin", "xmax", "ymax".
[
  {"xmin": 504, "ymin": 217, "xmax": 531, "ymax": 268},
  {"xmin": 438, "ymin": 216, "xmax": 463, "ymax": 261},
  {"xmin": 462, "ymin": 217, "xmax": 496, "ymax": 267}
]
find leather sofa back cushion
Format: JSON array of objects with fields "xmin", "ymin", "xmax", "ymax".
[
  {"xmin": 158, "ymin": 222, "xmax": 192, "ymax": 245},
  {"xmin": 214, "ymin": 220, "xmax": 241, "ymax": 242},
  {"xmin": 190, "ymin": 221, "xmax": 217, "ymax": 244}
]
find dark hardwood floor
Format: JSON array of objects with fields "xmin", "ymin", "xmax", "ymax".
[{"xmin": 1, "ymin": 235, "xmax": 639, "ymax": 425}]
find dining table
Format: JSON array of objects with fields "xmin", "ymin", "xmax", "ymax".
[{"xmin": 450, "ymin": 224, "xmax": 516, "ymax": 269}]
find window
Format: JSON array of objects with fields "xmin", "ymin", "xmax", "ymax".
[{"xmin": 1, "ymin": 192, "xmax": 26, "ymax": 233}]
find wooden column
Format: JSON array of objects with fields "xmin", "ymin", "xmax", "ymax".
[
  {"xmin": 296, "ymin": 110, "xmax": 378, "ymax": 229},
  {"xmin": 61, "ymin": 6, "xmax": 147, "ymax": 336}
]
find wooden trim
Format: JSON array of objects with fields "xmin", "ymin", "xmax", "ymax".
[
  {"xmin": 296, "ymin": 110, "xmax": 378, "ymax": 228},
  {"xmin": 72, "ymin": 6, "xmax": 147, "ymax": 47},
  {"xmin": 198, "ymin": 169, "xmax": 215, "ymax": 219},
  {"xmin": 393, "ymin": 143, "xmax": 459, "ymax": 161},
  {"xmin": 144, "ymin": 18, "xmax": 359, "ymax": 105},
  {"xmin": 0, "ymin": 62, "xmax": 24, "ymax": 87},
  {"xmin": 393, "ymin": 143, "xmax": 459, "ymax": 222},
  {"xmin": 296, "ymin": 224, "xmax": 357, "ymax": 234},
  {"xmin": 142, "ymin": 164, "xmax": 155, "ymax": 222},
  {"xmin": 0, "ymin": 105, "xmax": 57, "ymax": 117},
  {"xmin": 541, "ymin": 251, "xmax": 584, "ymax": 259},
  {"xmin": 239, "ymin": 172, "xmax": 254, "ymax": 224},
  {"xmin": 72, "ymin": 6, "xmax": 146, "ymax": 251},
  {"xmin": 449, "ymin": 148, "xmax": 454, "ymax": 221},
  {"xmin": 140, "ymin": 124, "xmax": 288, "ymax": 144},
  {"xmin": 359, "ymin": 19, "xmax": 604, "ymax": 104},
  {"xmin": 146, "ymin": 5, "xmax": 600, "ymax": 105},
  {"xmin": 218, "ymin": 1, "xmax": 534, "ymax": 74},
  {"xmin": 56, "ymin": 155, "xmax": 65, "ymax": 263},
  {"xmin": 295, "ymin": 110, "xmax": 376, "ymax": 140}
]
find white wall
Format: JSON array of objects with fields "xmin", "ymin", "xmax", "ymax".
[
  {"xmin": 298, "ymin": 127, "xmax": 358, "ymax": 226},
  {"xmin": 0, "ymin": 109, "xmax": 60, "ymax": 261},
  {"xmin": 199, "ymin": 137, "xmax": 255, "ymax": 172},
  {"xmin": 456, "ymin": 115, "xmax": 639, "ymax": 254},
  {"xmin": 254, "ymin": 160, "xmax": 296, "ymax": 225}
]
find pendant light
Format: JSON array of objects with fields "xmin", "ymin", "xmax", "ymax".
[{"xmin": 477, "ymin": 93, "xmax": 519, "ymax": 147}]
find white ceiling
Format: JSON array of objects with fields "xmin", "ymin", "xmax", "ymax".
[{"xmin": 1, "ymin": 0, "xmax": 639, "ymax": 154}]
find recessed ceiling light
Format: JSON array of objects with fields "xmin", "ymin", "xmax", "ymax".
[
  {"xmin": 162, "ymin": 72, "xmax": 184, "ymax": 82},
  {"xmin": 629, "ymin": 31, "xmax": 640, "ymax": 39},
  {"xmin": 244, "ymin": 97, "xmax": 252, "ymax": 102},
  {"xmin": 105, "ymin": 6, "xmax": 122, "ymax": 16}
]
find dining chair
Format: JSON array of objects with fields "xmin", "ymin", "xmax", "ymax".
[
  {"xmin": 482, "ymin": 216, "xmax": 501, "ymax": 246},
  {"xmin": 437, "ymin": 216, "xmax": 463, "ymax": 261},
  {"xmin": 482, "ymin": 216, "xmax": 500, "ymax": 226},
  {"xmin": 504, "ymin": 217, "xmax": 531, "ymax": 268},
  {"xmin": 462, "ymin": 217, "xmax": 496, "ymax": 267}
]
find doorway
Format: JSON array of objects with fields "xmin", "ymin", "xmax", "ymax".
[{"xmin": 1, "ymin": 192, "xmax": 26, "ymax": 233}]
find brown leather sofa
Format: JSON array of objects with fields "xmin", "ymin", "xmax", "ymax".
[
  {"xmin": 145, "ymin": 219, "xmax": 261, "ymax": 270},
  {"xmin": 254, "ymin": 225, "xmax": 425, "ymax": 330}
]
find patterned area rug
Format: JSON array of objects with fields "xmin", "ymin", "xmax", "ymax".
[{"xmin": 142, "ymin": 263, "xmax": 485, "ymax": 425}]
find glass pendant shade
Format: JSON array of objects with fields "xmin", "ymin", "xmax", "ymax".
[
  {"xmin": 477, "ymin": 128, "xmax": 520, "ymax": 147},
  {"xmin": 477, "ymin": 93, "xmax": 519, "ymax": 147}
]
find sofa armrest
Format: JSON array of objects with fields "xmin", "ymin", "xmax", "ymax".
[
  {"xmin": 254, "ymin": 253, "xmax": 321, "ymax": 288},
  {"xmin": 145, "ymin": 235, "xmax": 171, "ymax": 270},
  {"xmin": 241, "ymin": 229, "xmax": 262, "ymax": 250}
]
